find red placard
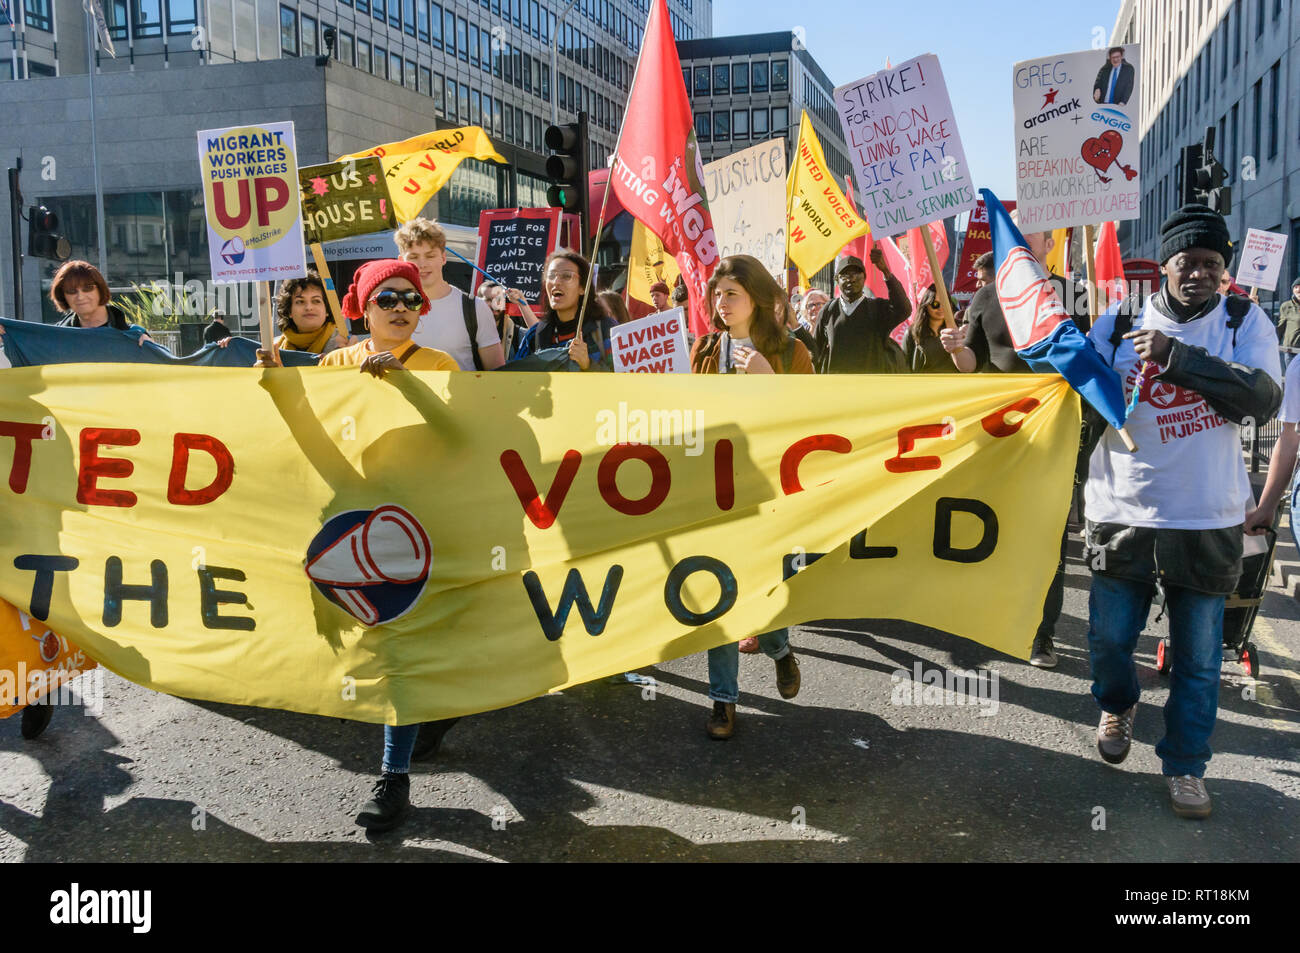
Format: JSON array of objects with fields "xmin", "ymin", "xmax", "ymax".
[{"xmin": 952, "ymin": 199, "xmax": 1015, "ymax": 301}]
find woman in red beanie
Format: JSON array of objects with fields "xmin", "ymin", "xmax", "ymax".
[{"xmin": 257, "ymin": 259, "xmax": 457, "ymax": 376}]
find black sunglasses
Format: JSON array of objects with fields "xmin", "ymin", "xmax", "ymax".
[{"xmin": 369, "ymin": 289, "xmax": 424, "ymax": 311}]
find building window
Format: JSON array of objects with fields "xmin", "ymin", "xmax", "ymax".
[
  {"xmin": 471, "ymin": 89, "xmax": 482, "ymax": 126},
  {"xmin": 406, "ymin": 58, "xmax": 417, "ymax": 88},
  {"xmin": 404, "ymin": 0, "xmax": 417, "ymax": 36},
  {"xmin": 457, "ymin": 17, "xmax": 469, "ymax": 63},
  {"xmin": 418, "ymin": 1, "xmax": 430, "ymax": 41},
  {"xmin": 23, "ymin": 1, "xmax": 53, "ymax": 32},
  {"xmin": 167, "ymin": 0, "xmax": 197, "ymax": 34},
  {"xmin": 356, "ymin": 0, "xmax": 369, "ymax": 12},
  {"xmin": 713, "ymin": 64, "xmax": 729, "ymax": 94},
  {"xmin": 1252, "ymin": 78, "xmax": 1262, "ymax": 166},
  {"xmin": 433, "ymin": 72, "xmax": 445, "ymax": 116},
  {"xmin": 1255, "ymin": 0, "xmax": 1265, "ymax": 37},
  {"xmin": 357, "ymin": 39, "xmax": 371, "ymax": 73},
  {"xmin": 280, "ymin": 5, "xmax": 298, "ymax": 56},
  {"xmin": 733, "ymin": 109, "xmax": 748, "ymax": 139},
  {"xmin": 733, "ymin": 63, "xmax": 748, "ymax": 93},
  {"xmin": 495, "ymin": 97, "xmax": 505, "ymax": 137},
  {"xmin": 713, "ymin": 110, "xmax": 730, "ymax": 141},
  {"xmin": 681, "ymin": 66, "xmax": 689, "ymax": 91},
  {"xmin": 480, "ymin": 28, "xmax": 491, "ymax": 72},
  {"xmin": 447, "ymin": 78, "xmax": 458, "ymax": 120},
  {"xmin": 752, "ymin": 61, "xmax": 768, "ymax": 92},
  {"xmin": 772, "ymin": 106, "xmax": 789, "ymax": 133},
  {"xmin": 460, "ymin": 83, "xmax": 471, "ymax": 124},
  {"xmin": 694, "ymin": 67, "xmax": 710, "ymax": 96},
  {"xmin": 695, "ymin": 112, "xmax": 710, "ymax": 141},
  {"xmin": 1233, "ymin": 5, "xmax": 1241, "ymax": 64},
  {"xmin": 339, "ymin": 31, "xmax": 354, "ymax": 66},
  {"xmin": 374, "ymin": 45, "xmax": 388, "ymax": 78},
  {"xmin": 373, "ymin": 1, "xmax": 386, "ymax": 22},
  {"xmin": 504, "ymin": 44, "xmax": 513, "ymax": 84},
  {"xmin": 752, "ymin": 107, "xmax": 768, "ymax": 136},
  {"xmin": 391, "ymin": 52, "xmax": 403, "ymax": 84},
  {"xmin": 1230, "ymin": 102, "xmax": 1239, "ymax": 168},
  {"xmin": 431, "ymin": 3, "xmax": 443, "ymax": 48},
  {"xmin": 470, "ymin": 25, "xmax": 480, "ymax": 67},
  {"xmin": 1268, "ymin": 61, "xmax": 1280, "ymax": 159},
  {"xmin": 301, "ymin": 15, "xmax": 317, "ymax": 57},
  {"xmin": 445, "ymin": 9, "xmax": 456, "ymax": 57},
  {"xmin": 771, "ymin": 59, "xmax": 788, "ymax": 92}
]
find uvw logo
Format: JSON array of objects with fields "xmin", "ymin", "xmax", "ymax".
[
  {"xmin": 212, "ymin": 177, "xmax": 291, "ymax": 230},
  {"xmin": 995, "ymin": 247, "xmax": 1068, "ymax": 349}
]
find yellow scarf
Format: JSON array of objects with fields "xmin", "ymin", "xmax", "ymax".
[{"xmin": 275, "ymin": 324, "xmax": 336, "ymax": 354}]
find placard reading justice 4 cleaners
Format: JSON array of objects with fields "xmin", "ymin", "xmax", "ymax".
[{"xmin": 835, "ymin": 54, "xmax": 976, "ymax": 236}]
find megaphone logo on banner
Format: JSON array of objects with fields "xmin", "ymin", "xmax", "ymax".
[{"xmin": 304, "ymin": 504, "xmax": 432, "ymax": 626}]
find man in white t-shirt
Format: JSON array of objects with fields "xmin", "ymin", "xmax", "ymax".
[
  {"xmin": 1082, "ymin": 204, "xmax": 1282, "ymax": 819},
  {"xmin": 1245, "ymin": 355, "xmax": 1300, "ymax": 536},
  {"xmin": 395, "ymin": 218, "xmax": 504, "ymax": 370}
]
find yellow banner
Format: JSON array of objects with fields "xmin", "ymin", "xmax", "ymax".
[
  {"xmin": 786, "ymin": 111, "xmax": 869, "ymax": 278},
  {"xmin": 338, "ymin": 125, "xmax": 506, "ymax": 224},
  {"xmin": 0, "ymin": 367, "xmax": 1078, "ymax": 725},
  {"xmin": 627, "ymin": 219, "xmax": 682, "ymax": 305}
]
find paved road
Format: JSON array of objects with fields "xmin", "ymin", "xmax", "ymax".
[{"xmin": 2, "ymin": 527, "xmax": 1298, "ymax": 862}]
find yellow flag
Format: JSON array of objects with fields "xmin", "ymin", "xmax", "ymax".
[
  {"xmin": 0, "ymin": 365, "xmax": 1077, "ymax": 724},
  {"xmin": 339, "ymin": 125, "xmax": 506, "ymax": 224},
  {"xmin": 786, "ymin": 111, "xmax": 869, "ymax": 278},
  {"xmin": 627, "ymin": 219, "xmax": 681, "ymax": 305},
  {"xmin": 1045, "ymin": 227, "xmax": 1070, "ymax": 276}
]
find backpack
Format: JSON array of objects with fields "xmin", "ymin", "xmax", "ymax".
[
  {"xmin": 1105, "ymin": 292, "xmax": 1251, "ymax": 362},
  {"xmin": 460, "ymin": 293, "xmax": 483, "ymax": 370}
]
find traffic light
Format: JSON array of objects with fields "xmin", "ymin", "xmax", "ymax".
[
  {"xmin": 545, "ymin": 112, "xmax": 590, "ymax": 252},
  {"xmin": 28, "ymin": 204, "xmax": 71, "ymax": 261},
  {"xmin": 1179, "ymin": 126, "xmax": 1231, "ymax": 214}
]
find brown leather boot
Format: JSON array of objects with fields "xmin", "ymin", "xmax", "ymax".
[
  {"xmin": 775, "ymin": 652, "xmax": 801, "ymax": 699},
  {"xmin": 706, "ymin": 701, "xmax": 736, "ymax": 740}
]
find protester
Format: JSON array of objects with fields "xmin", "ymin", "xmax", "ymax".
[
  {"xmin": 972, "ymin": 251, "xmax": 994, "ymax": 290},
  {"xmin": 1245, "ymin": 351, "xmax": 1300, "ymax": 540},
  {"xmin": 1276, "ymin": 277, "xmax": 1300, "ymax": 359},
  {"xmin": 688, "ymin": 254, "xmax": 809, "ymax": 738},
  {"xmin": 1083, "ymin": 204, "xmax": 1281, "ymax": 819},
  {"xmin": 777, "ymin": 290, "xmax": 817, "ymax": 358},
  {"xmin": 671, "ymin": 282, "xmax": 688, "ymax": 311},
  {"xmin": 800, "ymin": 289, "xmax": 830, "ymax": 333},
  {"xmin": 512, "ymin": 249, "xmax": 615, "ymax": 370},
  {"xmin": 47, "ymin": 260, "xmax": 152, "ymax": 345},
  {"xmin": 812, "ymin": 248, "xmax": 911, "ymax": 373},
  {"xmin": 255, "ymin": 259, "xmax": 458, "ymax": 832},
  {"xmin": 274, "ymin": 271, "xmax": 347, "ymax": 355},
  {"xmin": 905, "ymin": 285, "xmax": 960, "ymax": 374},
  {"xmin": 649, "ymin": 281, "xmax": 671, "ymax": 312},
  {"xmin": 396, "ymin": 218, "xmax": 504, "ymax": 370},
  {"xmin": 597, "ymin": 290, "xmax": 633, "ymax": 326},
  {"xmin": 203, "ymin": 311, "xmax": 232, "ymax": 344},
  {"xmin": 941, "ymin": 229, "xmax": 1089, "ymax": 668},
  {"xmin": 478, "ymin": 279, "xmax": 537, "ymax": 361}
]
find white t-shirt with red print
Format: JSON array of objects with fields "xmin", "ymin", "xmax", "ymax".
[{"xmin": 1085, "ymin": 294, "xmax": 1281, "ymax": 529}]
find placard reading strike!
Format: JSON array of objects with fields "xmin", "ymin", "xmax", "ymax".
[
  {"xmin": 836, "ymin": 54, "xmax": 976, "ymax": 236},
  {"xmin": 1013, "ymin": 45, "xmax": 1142, "ymax": 230},
  {"xmin": 198, "ymin": 121, "xmax": 306, "ymax": 282}
]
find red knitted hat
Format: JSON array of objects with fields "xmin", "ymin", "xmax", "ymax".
[{"xmin": 341, "ymin": 259, "xmax": 429, "ymax": 320}]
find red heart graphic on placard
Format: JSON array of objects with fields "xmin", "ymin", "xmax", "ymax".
[
  {"xmin": 1100, "ymin": 130, "xmax": 1124, "ymax": 161},
  {"xmin": 1081, "ymin": 137, "xmax": 1115, "ymax": 172}
]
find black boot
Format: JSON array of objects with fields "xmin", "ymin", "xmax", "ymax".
[
  {"xmin": 356, "ymin": 772, "xmax": 410, "ymax": 831},
  {"xmin": 411, "ymin": 717, "xmax": 461, "ymax": 761}
]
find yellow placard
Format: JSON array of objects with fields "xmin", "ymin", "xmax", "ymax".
[
  {"xmin": 0, "ymin": 597, "xmax": 96, "ymax": 718},
  {"xmin": 786, "ymin": 111, "xmax": 870, "ymax": 278},
  {"xmin": 0, "ymin": 367, "xmax": 1078, "ymax": 725},
  {"xmin": 339, "ymin": 126, "xmax": 507, "ymax": 224},
  {"xmin": 627, "ymin": 219, "xmax": 682, "ymax": 305}
]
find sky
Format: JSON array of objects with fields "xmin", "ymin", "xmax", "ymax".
[{"xmin": 713, "ymin": 0, "xmax": 1121, "ymax": 200}]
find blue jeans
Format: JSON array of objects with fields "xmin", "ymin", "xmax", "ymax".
[
  {"xmin": 383, "ymin": 723, "xmax": 419, "ymax": 775},
  {"xmin": 1087, "ymin": 574, "xmax": 1224, "ymax": 778},
  {"xmin": 707, "ymin": 629, "xmax": 790, "ymax": 704}
]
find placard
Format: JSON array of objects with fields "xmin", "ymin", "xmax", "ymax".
[
  {"xmin": 299, "ymin": 157, "xmax": 397, "ymax": 244},
  {"xmin": 703, "ymin": 139, "xmax": 787, "ymax": 276},
  {"xmin": 1013, "ymin": 44, "xmax": 1142, "ymax": 230},
  {"xmin": 475, "ymin": 208, "xmax": 562, "ymax": 305},
  {"xmin": 609, "ymin": 307, "xmax": 690, "ymax": 373},
  {"xmin": 836, "ymin": 54, "xmax": 976, "ymax": 236},
  {"xmin": 1238, "ymin": 228, "xmax": 1288, "ymax": 291},
  {"xmin": 197, "ymin": 121, "xmax": 306, "ymax": 282}
]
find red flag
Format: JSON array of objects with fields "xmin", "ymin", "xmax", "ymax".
[
  {"xmin": 1094, "ymin": 220, "xmax": 1127, "ymax": 308},
  {"xmin": 907, "ymin": 221, "xmax": 949, "ymax": 296},
  {"xmin": 609, "ymin": 0, "xmax": 718, "ymax": 337}
]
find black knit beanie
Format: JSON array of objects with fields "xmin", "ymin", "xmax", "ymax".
[{"xmin": 1158, "ymin": 203, "xmax": 1232, "ymax": 265}]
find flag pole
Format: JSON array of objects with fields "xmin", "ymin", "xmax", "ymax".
[
  {"xmin": 577, "ymin": 3, "xmax": 654, "ymax": 336},
  {"xmin": 308, "ymin": 242, "xmax": 350, "ymax": 344},
  {"xmin": 1083, "ymin": 223, "xmax": 1099, "ymax": 325}
]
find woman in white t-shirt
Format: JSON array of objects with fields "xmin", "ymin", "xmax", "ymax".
[{"xmin": 395, "ymin": 218, "xmax": 504, "ymax": 370}]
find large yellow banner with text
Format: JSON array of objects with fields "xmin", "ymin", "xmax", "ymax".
[{"xmin": 0, "ymin": 367, "xmax": 1078, "ymax": 724}]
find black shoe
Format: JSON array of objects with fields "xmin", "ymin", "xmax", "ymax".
[
  {"xmin": 411, "ymin": 717, "xmax": 461, "ymax": 761},
  {"xmin": 1029, "ymin": 633, "xmax": 1058, "ymax": 668},
  {"xmin": 20, "ymin": 703, "xmax": 53, "ymax": 740},
  {"xmin": 356, "ymin": 772, "xmax": 410, "ymax": 832}
]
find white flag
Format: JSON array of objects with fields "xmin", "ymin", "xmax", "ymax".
[{"xmin": 85, "ymin": 0, "xmax": 117, "ymax": 58}]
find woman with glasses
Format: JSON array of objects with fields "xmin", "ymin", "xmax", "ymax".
[
  {"xmin": 904, "ymin": 285, "xmax": 961, "ymax": 374},
  {"xmin": 511, "ymin": 249, "xmax": 614, "ymax": 371},
  {"xmin": 256, "ymin": 259, "xmax": 457, "ymax": 833}
]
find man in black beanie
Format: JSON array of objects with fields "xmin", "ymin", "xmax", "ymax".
[
  {"xmin": 812, "ymin": 246, "xmax": 911, "ymax": 373},
  {"xmin": 1081, "ymin": 204, "xmax": 1282, "ymax": 819}
]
